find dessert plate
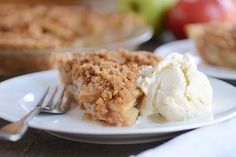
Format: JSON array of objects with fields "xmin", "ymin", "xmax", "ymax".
[
  {"xmin": 154, "ymin": 39, "xmax": 236, "ymax": 80},
  {"xmin": 0, "ymin": 70, "xmax": 236, "ymax": 144}
]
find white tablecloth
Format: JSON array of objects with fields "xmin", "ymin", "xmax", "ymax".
[{"xmin": 136, "ymin": 118, "xmax": 236, "ymax": 157}]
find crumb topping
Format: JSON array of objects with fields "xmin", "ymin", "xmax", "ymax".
[
  {"xmin": 53, "ymin": 49, "xmax": 160, "ymax": 126},
  {"xmin": 0, "ymin": 4, "xmax": 144, "ymax": 50}
]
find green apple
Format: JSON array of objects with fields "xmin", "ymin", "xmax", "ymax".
[{"xmin": 118, "ymin": 0, "xmax": 176, "ymax": 34}]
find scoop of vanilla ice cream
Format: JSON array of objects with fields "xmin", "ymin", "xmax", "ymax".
[{"xmin": 136, "ymin": 53, "xmax": 213, "ymax": 121}]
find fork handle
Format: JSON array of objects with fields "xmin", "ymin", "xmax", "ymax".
[{"xmin": 0, "ymin": 106, "xmax": 41, "ymax": 141}]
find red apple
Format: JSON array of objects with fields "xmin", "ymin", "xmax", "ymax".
[{"xmin": 166, "ymin": 0, "xmax": 236, "ymax": 39}]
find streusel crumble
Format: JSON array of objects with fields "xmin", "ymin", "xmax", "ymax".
[
  {"xmin": 0, "ymin": 4, "xmax": 144, "ymax": 50},
  {"xmin": 53, "ymin": 49, "xmax": 160, "ymax": 126}
]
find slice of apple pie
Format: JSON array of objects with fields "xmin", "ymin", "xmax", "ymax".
[
  {"xmin": 186, "ymin": 22, "xmax": 236, "ymax": 69},
  {"xmin": 53, "ymin": 49, "xmax": 160, "ymax": 126}
]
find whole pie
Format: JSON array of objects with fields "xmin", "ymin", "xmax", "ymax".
[
  {"xmin": 0, "ymin": 3, "xmax": 146, "ymax": 76},
  {"xmin": 187, "ymin": 22, "xmax": 236, "ymax": 69},
  {"xmin": 0, "ymin": 3, "xmax": 144, "ymax": 49},
  {"xmin": 53, "ymin": 49, "xmax": 160, "ymax": 126}
]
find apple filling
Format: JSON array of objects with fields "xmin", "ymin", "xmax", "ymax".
[{"xmin": 53, "ymin": 49, "xmax": 160, "ymax": 126}]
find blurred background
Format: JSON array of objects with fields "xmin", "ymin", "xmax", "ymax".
[
  {"xmin": 1, "ymin": 0, "xmax": 236, "ymax": 77},
  {"xmin": 0, "ymin": 0, "xmax": 236, "ymax": 39},
  {"xmin": 1, "ymin": 0, "xmax": 117, "ymax": 11},
  {"xmin": 2, "ymin": 0, "xmax": 235, "ymax": 38}
]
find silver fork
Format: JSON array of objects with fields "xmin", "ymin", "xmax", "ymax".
[{"xmin": 0, "ymin": 86, "xmax": 71, "ymax": 141}]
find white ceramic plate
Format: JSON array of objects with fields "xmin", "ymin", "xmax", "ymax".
[
  {"xmin": 154, "ymin": 39, "xmax": 236, "ymax": 80},
  {"xmin": 0, "ymin": 70, "xmax": 236, "ymax": 144}
]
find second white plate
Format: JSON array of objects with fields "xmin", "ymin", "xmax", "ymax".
[{"xmin": 154, "ymin": 39, "xmax": 236, "ymax": 80}]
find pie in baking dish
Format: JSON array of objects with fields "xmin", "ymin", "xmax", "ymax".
[
  {"xmin": 53, "ymin": 49, "xmax": 160, "ymax": 126},
  {"xmin": 0, "ymin": 3, "xmax": 146, "ymax": 76},
  {"xmin": 0, "ymin": 3, "xmax": 144, "ymax": 50}
]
